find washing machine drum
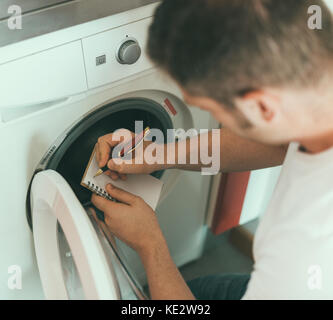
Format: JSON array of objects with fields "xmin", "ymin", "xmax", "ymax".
[
  {"xmin": 46, "ymin": 97, "xmax": 173, "ymax": 206},
  {"xmin": 28, "ymin": 97, "xmax": 175, "ymax": 300}
]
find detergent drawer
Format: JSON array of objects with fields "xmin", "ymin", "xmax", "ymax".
[{"xmin": 0, "ymin": 40, "xmax": 87, "ymax": 108}]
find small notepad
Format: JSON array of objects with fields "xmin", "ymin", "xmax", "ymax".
[{"xmin": 81, "ymin": 148, "xmax": 163, "ymax": 210}]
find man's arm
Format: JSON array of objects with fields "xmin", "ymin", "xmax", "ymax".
[
  {"xmin": 97, "ymin": 128, "xmax": 288, "ymax": 177},
  {"xmin": 140, "ymin": 238, "xmax": 195, "ymax": 300},
  {"xmin": 91, "ymin": 184, "xmax": 195, "ymax": 300},
  {"xmin": 167, "ymin": 128, "xmax": 288, "ymax": 172}
]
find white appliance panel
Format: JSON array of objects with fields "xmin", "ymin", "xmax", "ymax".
[
  {"xmin": 0, "ymin": 40, "xmax": 87, "ymax": 109},
  {"xmin": 82, "ymin": 17, "xmax": 154, "ymax": 89}
]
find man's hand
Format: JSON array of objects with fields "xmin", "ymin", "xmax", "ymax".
[
  {"xmin": 91, "ymin": 184, "xmax": 165, "ymax": 255},
  {"xmin": 91, "ymin": 184, "xmax": 195, "ymax": 300},
  {"xmin": 96, "ymin": 129, "xmax": 166, "ymax": 181}
]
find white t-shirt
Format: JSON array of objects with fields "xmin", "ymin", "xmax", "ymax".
[{"xmin": 243, "ymin": 142, "xmax": 333, "ymax": 299}]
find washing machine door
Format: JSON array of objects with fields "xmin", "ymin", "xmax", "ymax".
[{"xmin": 31, "ymin": 169, "xmax": 123, "ymax": 300}]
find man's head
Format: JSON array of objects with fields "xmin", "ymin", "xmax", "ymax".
[{"xmin": 147, "ymin": 0, "xmax": 333, "ymax": 144}]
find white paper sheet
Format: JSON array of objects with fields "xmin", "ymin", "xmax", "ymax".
[{"xmin": 81, "ymin": 150, "xmax": 163, "ymax": 210}]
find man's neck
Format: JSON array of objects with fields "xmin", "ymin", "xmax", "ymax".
[
  {"xmin": 295, "ymin": 77, "xmax": 333, "ymax": 154},
  {"xmin": 299, "ymin": 130, "xmax": 333, "ymax": 154}
]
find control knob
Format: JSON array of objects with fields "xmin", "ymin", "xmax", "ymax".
[{"xmin": 116, "ymin": 38, "xmax": 141, "ymax": 65}]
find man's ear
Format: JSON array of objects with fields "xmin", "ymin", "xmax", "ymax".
[{"xmin": 234, "ymin": 90, "xmax": 279, "ymax": 126}]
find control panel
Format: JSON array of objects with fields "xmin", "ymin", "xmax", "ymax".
[{"xmin": 82, "ymin": 18, "xmax": 154, "ymax": 89}]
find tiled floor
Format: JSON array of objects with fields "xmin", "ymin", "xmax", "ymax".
[{"xmin": 179, "ymin": 228, "xmax": 254, "ymax": 282}]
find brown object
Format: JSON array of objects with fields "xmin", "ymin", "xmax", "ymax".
[{"xmin": 211, "ymin": 171, "xmax": 251, "ymax": 235}]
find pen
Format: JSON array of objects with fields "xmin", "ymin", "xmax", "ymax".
[{"xmin": 94, "ymin": 127, "xmax": 150, "ymax": 177}]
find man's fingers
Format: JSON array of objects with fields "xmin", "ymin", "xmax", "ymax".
[
  {"xmin": 97, "ymin": 130, "xmax": 135, "ymax": 168},
  {"xmin": 119, "ymin": 174, "xmax": 127, "ymax": 181},
  {"xmin": 106, "ymin": 184, "xmax": 138, "ymax": 205},
  {"xmin": 109, "ymin": 171, "xmax": 120, "ymax": 180},
  {"xmin": 107, "ymin": 159, "xmax": 123, "ymax": 173},
  {"xmin": 107, "ymin": 158, "xmax": 137, "ymax": 174},
  {"xmin": 95, "ymin": 143, "xmax": 101, "ymax": 165},
  {"xmin": 91, "ymin": 194, "xmax": 130, "ymax": 221},
  {"xmin": 105, "ymin": 170, "xmax": 126, "ymax": 181},
  {"xmin": 97, "ymin": 138, "xmax": 112, "ymax": 168},
  {"xmin": 91, "ymin": 194, "xmax": 115, "ymax": 212}
]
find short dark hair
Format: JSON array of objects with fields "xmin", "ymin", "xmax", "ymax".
[{"xmin": 147, "ymin": 0, "xmax": 333, "ymax": 107}]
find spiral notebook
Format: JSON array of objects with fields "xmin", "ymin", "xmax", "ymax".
[{"xmin": 81, "ymin": 148, "xmax": 163, "ymax": 210}]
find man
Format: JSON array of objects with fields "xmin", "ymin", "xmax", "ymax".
[{"xmin": 92, "ymin": 0, "xmax": 333, "ymax": 299}]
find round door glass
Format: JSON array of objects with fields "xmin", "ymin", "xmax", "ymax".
[{"xmin": 57, "ymin": 223, "xmax": 85, "ymax": 299}]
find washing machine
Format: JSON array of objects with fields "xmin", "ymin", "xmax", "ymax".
[{"xmin": 0, "ymin": 3, "xmax": 215, "ymax": 299}]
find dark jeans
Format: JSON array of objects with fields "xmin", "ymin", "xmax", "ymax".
[{"xmin": 187, "ymin": 274, "xmax": 250, "ymax": 300}]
